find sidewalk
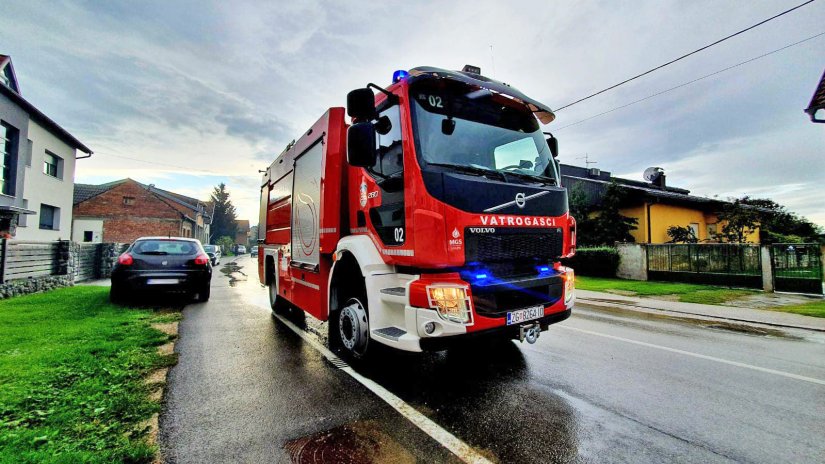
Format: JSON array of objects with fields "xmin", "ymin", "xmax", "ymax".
[{"xmin": 577, "ymin": 289, "xmax": 825, "ymax": 333}]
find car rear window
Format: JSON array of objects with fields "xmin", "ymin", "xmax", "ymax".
[
  {"xmin": 133, "ymin": 240, "xmax": 199, "ymax": 255},
  {"xmin": 203, "ymin": 245, "xmax": 216, "ymax": 252}
]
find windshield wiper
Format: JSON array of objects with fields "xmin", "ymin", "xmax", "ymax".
[
  {"xmin": 427, "ymin": 162, "xmax": 507, "ymax": 182},
  {"xmin": 500, "ymin": 170, "xmax": 557, "ymax": 186}
]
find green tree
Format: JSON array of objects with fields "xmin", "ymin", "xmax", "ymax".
[
  {"xmin": 667, "ymin": 225, "xmax": 698, "ymax": 243},
  {"xmin": 739, "ymin": 197, "xmax": 822, "ymax": 243},
  {"xmin": 587, "ymin": 182, "xmax": 638, "ymax": 245},
  {"xmin": 717, "ymin": 198, "xmax": 760, "ymax": 243},
  {"xmin": 209, "ymin": 183, "xmax": 237, "ymax": 244},
  {"xmin": 216, "ymin": 236, "xmax": 235, "ymax": 255}
]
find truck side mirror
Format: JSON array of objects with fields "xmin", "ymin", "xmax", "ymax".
[
  {"xmin": 546, "ymin": 135, "xmax": 559, "ymax": 158},
  {"xmin": 347, "ymin": 88, "xmax": 376, "ymax": 120},
  {"xmin": 347, "ymin": 122, "xmax": 377, "ymax": 167}
]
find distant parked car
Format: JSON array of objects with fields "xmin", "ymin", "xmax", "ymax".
[
  {"xmin": 203, "ymin": 244, "xmax": 222, "ymax": 266},
  {"xmin": 110, "ymin": 237, "xmax": 212, "ymax": 303},
  {"xmin": 250, "ymin": 246, "xmax": 258, "ymax": 257},
  {"xmin": 236, "ymin": 245, "xmax": 247, "ymax": 254}
]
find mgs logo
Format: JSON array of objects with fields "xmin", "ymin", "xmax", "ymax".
[{"xmin": 449, "ymin": 228, "xmax": 462, "ymax": 248}]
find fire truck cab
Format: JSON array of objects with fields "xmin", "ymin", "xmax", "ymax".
[{"xmin": 258, "ymin": 65, "xmax": 575, "ymax": 359}]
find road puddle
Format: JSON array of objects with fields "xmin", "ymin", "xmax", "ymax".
[
  {"xmin": 283, "ymin": 420, "xmax": 415, "ymax": 464},
  {"xmin": 221, "ymin": 261, "xmax": 247, "ymax": 287}
]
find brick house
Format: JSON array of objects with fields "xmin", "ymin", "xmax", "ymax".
[
  {"xmin": 72, "ymin": 179, "xmax": 211, "ymax": 244},
  {"xmin": 235, "ymin": 219, "xmax": 250, "ymax": 247}
]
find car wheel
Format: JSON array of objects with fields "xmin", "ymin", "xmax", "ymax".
[
  {"xmin": 110, "ymin": 282, "xmax": 127, "ymax": 304},
  {"xmin": 196, "ymin": 284, "xmax": 211, "ymax": 302}
]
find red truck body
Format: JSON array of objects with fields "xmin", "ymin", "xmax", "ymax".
[{"xmin": 258, "ymin": 66, "xmax": 575, "ymax": 356}]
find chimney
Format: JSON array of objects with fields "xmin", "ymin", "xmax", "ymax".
[{"xmin": 653, "ymin": 173, "xmax": 666, "ymax": 189}]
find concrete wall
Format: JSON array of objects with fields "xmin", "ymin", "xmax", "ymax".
[
  {"xmin": 616, "ymin": 243, "xmax": 647, "ymax": 281},
  {"xmin": 16, "ymin": 119, "xmax": 76, "ymax": 241},
  {"xmin": 71, "ymin": 218, "xmax": 103, "ymax": 243}
]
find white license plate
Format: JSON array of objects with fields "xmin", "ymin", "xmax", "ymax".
[
  {"xmin": 506, "ymin": 305, "xmax": 545, "ymax": 325},
  {"xmin": 146, "ymin": 279, "xmax": 179, "ymax": 285}
]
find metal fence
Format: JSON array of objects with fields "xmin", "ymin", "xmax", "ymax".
[
  {"xmin": 771, "ymin": 243, "xmax": 823, "ymax": 294},
  {"xmin": 646, "ymin": 244, "xmax": 763, "ymax": 288}
]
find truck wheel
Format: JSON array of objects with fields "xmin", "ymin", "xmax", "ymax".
[
  {"xmin": 268, "ymin": 270, "xmax": 286, "ymax": 315},
  {"xmin": 336, "ymin": 296, "xmax": 370, "ymax": 360}
]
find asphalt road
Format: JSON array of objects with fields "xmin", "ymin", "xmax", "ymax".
[{"xmin": 160, "ymin": 256, "xmax": 825, "ymax": 463}]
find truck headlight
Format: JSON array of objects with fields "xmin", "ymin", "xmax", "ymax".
[
  {"xmin": 427, "ymin": 285, "xmax": 473, "ymax": 324},
  {"xmin": 564, "ymin": 269, "xmax": 575, "ymax": 305}
]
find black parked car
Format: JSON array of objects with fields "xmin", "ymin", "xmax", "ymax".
[{"xmin": 111, "ymin": 237, "xmax": 212, "ymax": 303}]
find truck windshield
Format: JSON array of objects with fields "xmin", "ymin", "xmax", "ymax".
[{"xmin": 410, "ymin": 79, "xmax": 557, "ymax": 184}]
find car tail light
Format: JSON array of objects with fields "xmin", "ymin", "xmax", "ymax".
[
  {"xmin": 194, "ymin": 254, "xmax": 210, "ymax": 266},
  {"xmin": 118, "ymin": 253, "xmax": 133, "ymax": 266}
]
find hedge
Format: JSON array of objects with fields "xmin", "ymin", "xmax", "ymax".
[{"xmin": 561, "ymin": 246, "xmax": 619, "ymax": 277}]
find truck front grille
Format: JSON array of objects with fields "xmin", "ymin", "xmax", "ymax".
[{"xmin": 464, "ymin": 227, "xmax": 564, "ymax": 263}]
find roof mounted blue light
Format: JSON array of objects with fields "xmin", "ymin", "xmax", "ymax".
[{"xmin": 392, "ymin": 69, "xmax": 409, "ymax": 83}]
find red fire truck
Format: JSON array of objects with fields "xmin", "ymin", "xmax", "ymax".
[{"xmin": 258, "ymin": 65, "xmax": 576, "ymax": 358}]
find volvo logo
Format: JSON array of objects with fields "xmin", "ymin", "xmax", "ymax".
[{"xmin": 515, "ymin": 192, "xmax": 526, "ymax": 208}]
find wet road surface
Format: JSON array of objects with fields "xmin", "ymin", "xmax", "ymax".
[{"xmin": 161, "ymin": 256, "xmax": 825, "ymax": 463}]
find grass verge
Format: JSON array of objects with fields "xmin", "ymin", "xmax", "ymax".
[
  {"xmin": 0, "ymin": 286, "xmax": 177, "ymax": 464},
  {"xmin": 766, "ymin": 299, "xmax": 825, "ymax": 318},
  {"xmin": 576, "ymin": 276, "xmax": 757, "ymax": 305}
]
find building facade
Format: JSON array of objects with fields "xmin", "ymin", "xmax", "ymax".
[
  {"xmin": 73, "ymin": 179, "xmax": 211, "ymax": 244},
  {"xmin": 0, "ymin": 54, "xmax": 92, "ymax": 239},
  {"xmin": 561, "ymin": 164, "xmax": 760, "ymax": 244}
]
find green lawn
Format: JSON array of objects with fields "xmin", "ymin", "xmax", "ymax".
[
  {"xmin": 766, "ymin": 299, "xmax": 825, "ymax": 318},
  {"xmin": 576, "ymin": 276, "xmax": 758, "ymax": 305},
  {"xmin": 0, "ymin": 287, "xmax": 176, "ymax": 464}
]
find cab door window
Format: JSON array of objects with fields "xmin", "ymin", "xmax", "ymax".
[{"xmin": 367, "ymin": 105, "xmax": 405, "ymax": 246}]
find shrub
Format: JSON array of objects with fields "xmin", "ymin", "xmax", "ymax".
[{"xmin": 562, "ymin": 246, "xmax": 619, "ymax": 277}]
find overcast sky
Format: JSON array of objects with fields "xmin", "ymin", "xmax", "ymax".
[{"xmin": 2, "ymin": 0, "xmax": 824, "ymax": 226}]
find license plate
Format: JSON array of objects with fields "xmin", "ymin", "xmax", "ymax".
[
  {"xmin": 506, "ymin": 305, "xmax": 545, "ymax": 325},
  {"xmin": 147, "ymin": 279, "xmax": 179, "ymax": 285}
]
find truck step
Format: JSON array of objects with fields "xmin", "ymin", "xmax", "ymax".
[
  {"xmin": 372, "ymin": 326, "xmax": 407, "ymax": 341},
  {"xmin": 379, "ymin": 287, "xmax": 407, "ymax": 305},
  {"xmin": 380, "ymin": 287, "xmax": 406, "ymax": 296}
]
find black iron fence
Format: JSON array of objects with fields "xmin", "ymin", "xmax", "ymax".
[
  {"xmin": 646, "ymin": 244, "xmax": 763, "ymax": 288},
  {"xmin": 771, "ymin": 243, "xmax": 823, "ymax": 294}
]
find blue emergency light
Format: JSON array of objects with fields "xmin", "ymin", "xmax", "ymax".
[
  {"xmin": 475, "ymin": 273, "xmax": 488, "ymax": 280},
  {"xmin": 392, "ymin": 69, "xmax": 409, "ymax": 83}
]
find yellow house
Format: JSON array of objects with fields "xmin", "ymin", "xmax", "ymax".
[{"xmin": 562, "ymin": 164, "xmax": 760, "ymax": 244}]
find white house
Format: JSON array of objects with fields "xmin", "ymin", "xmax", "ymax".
[{"xmin": 0, "ymin": 54, "xmax": 92, "ymax": 240}]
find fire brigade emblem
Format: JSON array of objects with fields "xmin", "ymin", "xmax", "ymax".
[
  {"xmin": 452, "ymin": 228, "xmax": 460, "ymax": 239},
  {"xmin": 359, "ymin": 182, "xmax": 368, "ymax": 208}
]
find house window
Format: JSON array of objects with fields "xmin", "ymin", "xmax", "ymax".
[
  {"xmin": 123, "ymin": 196, "xmax": 135, "ymax": 205},
  {"xmin": 83, "ymin": 231, "xmax": 93, "ymax": 242},
  {"xmin": 707, "ymin": 223, "xmax": 718, "ymax": 238},
  {"xmin": 0, "ymin": 121, "xmax": 18, "ymax": 196},
  {"xmin": 43, "ymin": 151, "xmax": 62, "ymax": 178},
  {"xmin": 39, "ymin": 204, "xmax": 60, "ymax": 230},
  {"xmin": 688, "ymin": 223, "xmax": 699, "ymax": 239}
]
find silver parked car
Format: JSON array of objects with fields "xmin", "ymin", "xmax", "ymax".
[{"xmin": 202, "ymin": 244, "xmax": 222, "ymax": 266}]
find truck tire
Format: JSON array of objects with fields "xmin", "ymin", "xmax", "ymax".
[
  {"xmin": 268, "ymin": 269, "xmax": 286, "ymax": 315},
  {"xmin": 335, "ymin": 293, "xmax": 371, "ymax": 361}
]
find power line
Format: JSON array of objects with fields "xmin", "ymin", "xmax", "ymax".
[
  {"xmin": 95, "ymin": 151, "xmax": 226, "ymax": 175},
  {"xmin": 555, "ymin": 0, "xmax": 818, "ymax": 111},
  {"xmin": 555, "ymin": 31, "xmax": 825, "ymax": 131}
]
